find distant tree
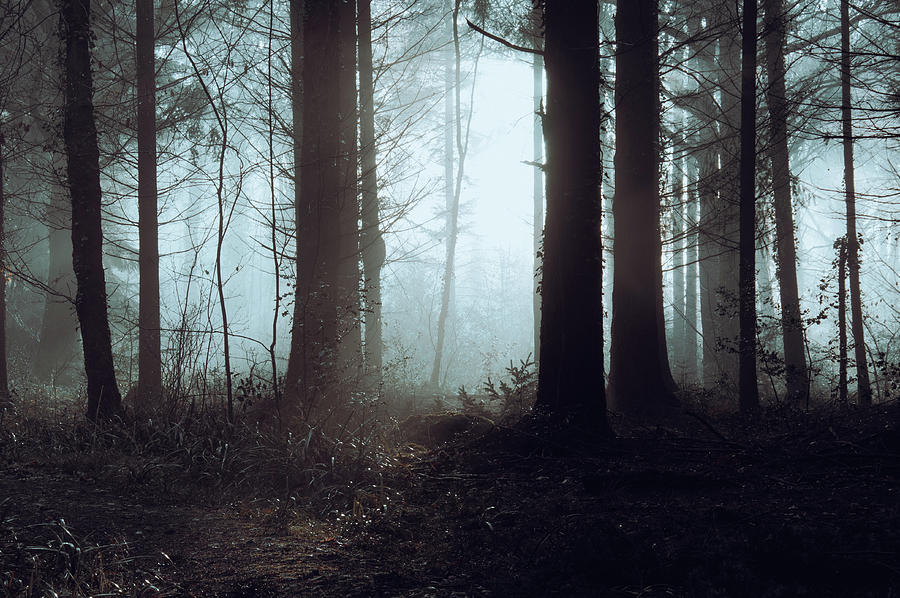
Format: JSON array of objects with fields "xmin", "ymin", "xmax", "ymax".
[
  {"xmin": 61, "ymin": 0, "xmax": 122, "ymax": 420},
  {"xmin": 136, "ymin": 0, "xmax": 161, "ymax": 402},
  {"xmin": 839, "ymin": 0, "xmax": 871, "ymax": 405},
  {"xmin": 738, "ymin": 0, "xmax": 760, "ymax": 414},
  {"xmin": 607, "ymin": 0, "xmax": 678, "ymax": 416},
  {"xmin": 534, "ymin": 0, "xmax": 609, "ymax": 434}
]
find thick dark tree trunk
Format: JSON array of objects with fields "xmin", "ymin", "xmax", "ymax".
[
  {"xmin": 358, "ymin": 0, "xmax": 384, "ymax": 384},
  {"xmin": 764, "ymin": 0, "xmax": 808, "ymax": 404},
  {"xmin": 531, "ymin": 3, "xmax": 544, "ymax": 366},
  {"xmin": 607, "ymin": 0, "xmax": 677, "ymax": 416},
  {"xmin": 840, "ymin": 0, "xmax": 871, "ymax": 405},
  {"xmin": 61, "ymin": 0, "xmax": 122, "ymax": 420},
  {"xmin": 285, "ymin": 0, "xmax": 342, "ymax": 411},
  {"xmin": 534, "ymin": 0, "xmax": 608, "ymax": 434},
  {"xmin": 0, "ymin": 136, "xmax": 8, "ymax": 401},
  {"xmin": 136, "ymin": 0, "xmax": 161, "ymax": 402},
  {"xmin": 738, "ymin": 0, "xmax": 760, "ymax": 414},
  {"xmin": 338, "ymin": 0, "xmax": 362, "ymax": 379}
]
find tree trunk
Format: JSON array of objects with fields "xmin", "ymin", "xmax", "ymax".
[
  {"xmin": 764, "ymin": 0, "xmax": 808, "ymax": 404},
  {"xmin": 688, "ymin": 10, "xmax": 722, "ymax": 389},
  {"xmin": 716, "ymin": 25, "xmax": 743, "ymax": 392},
  {"xmin": 358, "ymin": 0, "xmax": 384, "ymax": 385},
  {"xmin": 670, "ymin": 138, "xmax": 685, "ymax": 381},
  {"xmin": 534, "ymin": 0, "xmax": 608, "ymax": 435},
  {"xmin": 738, "ymin": 0, "xmax": 760, "ymax": 414},
  {"xmin": 429, "ymin": 0, "xmax": 458, "ymax": 388},
  {"xmin": 607, "ymin": 0, "xmax": 677, "ymax": 416},
  {"xmin": 531, "ymin": 3, "xmax": 544, "ymax": 366},
  {"xmin": 840, "ymin": 0, "xmax": 871, "ymax": 405},
  {"xmin": 837, "ymin": 237, "xmax": 848, "ymax": 402},
  {"xmin": 61, "ymin": 0, "xmax": 122, "ymax": 420},
  {"xmin": 136, "ymin": 0, "xmax": 161, "ymax": 402},
  {"xmin": 285, "ymin": 0, "xmax": 342, "ymax": 411},
  {"xmin": 0, "ymin": 135, "xmax": 8, "ymax": 401},
  {"xmin": 685, "ymin": 157, "xmax": 699, "ymax": 382},
  {"xmin": 338, "ymin": 0, "xmax": 362, "ymax": 379}
]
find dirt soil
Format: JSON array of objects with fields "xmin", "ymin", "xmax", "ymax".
[{"xmin": 2, "ymin": 406, "xmax": 900, "ymax": 597}]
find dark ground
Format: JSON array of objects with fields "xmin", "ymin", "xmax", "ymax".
[{"xmin": 2, "ymin": 403, "xmax": 900, "ymax": 597}]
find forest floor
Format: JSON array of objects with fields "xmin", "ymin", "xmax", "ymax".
[{"xmin": 2, "ymin": 400, "xmax": 900, "ymax": 597}]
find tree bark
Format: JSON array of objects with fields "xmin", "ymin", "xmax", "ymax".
[
  {"xmin": 285, "ymin": 0, "xmax": 342, "ymax": 411},
  {"xmin": 338, "ymin": 0, "xmax": 362, "ymax": 379},
  {"xmin": 607, "ymin": 0, "xmax": 677, "ymax": 416},
  {"xmin": 738, "ymin": 0, "xmax": 760, "ymax": 414},
  {"xmin": 534, "ymin": 0, "xmax": 608, "ymax": 434},
  {"xmin": 358, "ymin": 0, "xmax": 384, "ymax": 385},
  {"xmin": 685, "ymin": 157, "xmax": 699, "ymax": 382},
  {"xmin": 837, "ymin": 237, "xmax": 848, "ymax": 403},
  {"xmin": 531, "ymin": 3, "xmax": 544, "ymax": 366},
  {"xmin": 61, "ymin": 0, "xmax": 122, "ymax": 420},
  {"xmin": 840, "ymin": 0, "xmax": 871, "ymax": 405},
  {"xmin": 0, "ymin": 134, "xmax": 8, "ymax": 401},
  {"xmin": 764, "ymin": 0, "xmax": 808, "ymax": 404},
  {"xmin": 136, "ymin": 0, "xmax": 161, "ymax": 402},
  {"xmin": 670, "ymin": 137, "xmax": 685, "ymax": 380}
]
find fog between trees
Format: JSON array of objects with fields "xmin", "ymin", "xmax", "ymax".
[{"xmin": 0, "ymin": 0, "xmax": 898, "ymax": 425}]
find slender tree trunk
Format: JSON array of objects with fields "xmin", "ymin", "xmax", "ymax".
[
  {"xmin": 136, "ymin": 0, "xmax": 161, "ymax": 402},
  {"xmin": 430, "ymin": 0, "xmax": 461, "ymax": 388},
  {"xmin": 837, "ymin": 237, "xmax": 848, "ymax": 402},
  {"xmin": 607, "ymin": 0, "xmax": 677, "ymax": 415},
  {"xmin": 840, "ymin": 0, "xmax": 871, "ymax": 405},
  {"xmin": 738, "ymin": 0, "xmax": 760, "ymax": 414},
  {"xmin": 61, "ymin": 0, "xmax": 122, "ymax": 420},
  {"xmin": 0, "ymin": 135, "xmax": 8, "ymax": 401},
  {"xmin": 764, "ymin": 0, "xmax": 808, "ymax": 404},
  {"xmin": 685, "ymin": 158, "xmax": 699, "ymax": 381},
  {"xmin": 717, "ymin": 26, "xmax": 743, "ymax": 392},
  {"xmin": 359, "ymin": 0, "xmax": 385, "ymax": 384},
  {"xmin": 671, "ymin": 138, "xmax": 685, "ymax": 380},
  {"xmin": 535, "ymin": 0, "xmax": 608, "ymax": 435},
  {"xmin": 338, "ymin": 0, "xmax": 362, "ymax": 379},
  {"xmin": 266, "ymin": 0, "xmax": 281, "ymax": 409},
  {"xmin": 689, "ymin": 10, "xmax": 722, "ymax": 388},
  {"xmin": 531, "ymin": 4, "xmax": 544, "ymax": 365},
  {"xmin": 285, "ymin": 0, "xmax": 342, "ymax": 411}
]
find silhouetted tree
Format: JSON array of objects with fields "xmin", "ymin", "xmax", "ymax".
[
  {"xmin": 285, "ymin": 0, "xmax": 342, "ymax": 411},
  {"xmin": 136, "ymin": 0, "xmax": 161, "ymax": 402},
  {"xmin": 840, "ymin": 0, "xmax": 871, "ymax": 405},
  {"xmin": 738, "ymin": 0, "xmax": 760, "ymax": 414},
  {"xmin": 608, "ymin": 0, "xmax": 677, "ymax": 416},
  {"xmin": 535, "ymin": 0, "xmax": 609, "ymax": 434},
  {"xmin": 61, "ymin": 0, "xmax": 122, "ymax": 420},
  {"xmin": 763, "ymin": 0, "xmax": 808, "ymax": 404}
]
